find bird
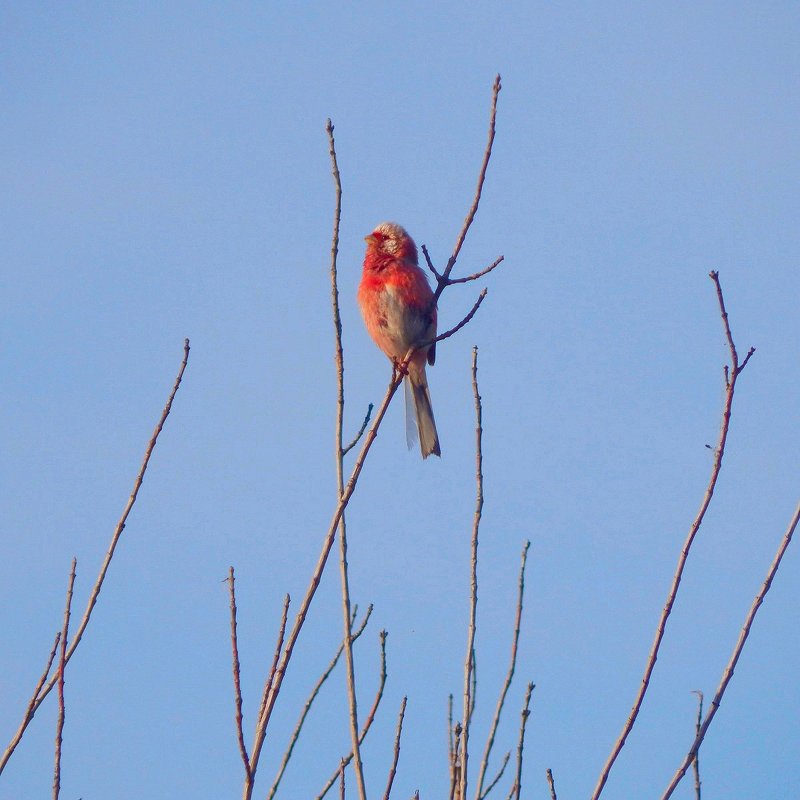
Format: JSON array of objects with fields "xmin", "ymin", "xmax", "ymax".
[{"xmin": 358, "ymin": 222, "xmax": 441, "ymax": 459}]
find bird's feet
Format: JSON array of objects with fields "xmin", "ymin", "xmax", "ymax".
[{"xmin": 392, "ymin": 357, "xmax": 410, "ymax": 378}]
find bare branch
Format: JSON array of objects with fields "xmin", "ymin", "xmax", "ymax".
[
  {"xmin": 227, "ymin": 567, "xmax": 251, "ymax": 782},
  {"xmin": 460, "ymin": 347, "xmax": 484, "ymax": 800},
  {"xmin": 327, "ymin": 118, "xmax": 368, "ymax": 800},
  {"xmin": 342, "ymin": 404, "xmax": 374, "ymax": 457},
  {"xmin": 243, "ymin": 591, "xmax": 291, "ymax": 798},
  {"xmin": 435, "ymin": 74, "xmax": 502, "ymax": 302},
  {"xmin": 591, "ymin": 274, "xmax": 755, "ymax": 799},
  {"xmin": 249, "ymin": 366, "xmax": 405, "ymax": 782},
  {"xmin": 340, "ymin": 759, "xmax": 346, "ymax": 800},
  {"xmin": 475, "ymin": 541, "xmax": 531, "ymax": 799},
  {"xmin": 257, "ymin": 594, "xmax": 291, "ymax": 726},
  {"xmin": 2, "ymin": 631, "xmax": 61, "ymax": 774},
  {"xmin": 511, "ymin": 683, "xmax": 534, "ymax": 800},
  {"xmin": 691, "ymin": 691, "xmax": 703, "ymax": 800},
  {"xmin": 52, "ymin": 558, "xmax": 76, "ymax": 800},
  {"xmin": 429, "ymin": 290, "xmax": 488, "ymax": 350},
  {"xmin": 708, "ymin": 271, "xmax": 755, "ymax": 378},
  {"xmin": 448, "ymin": 694, "xmax": 455, "ymax": 786},
  {"xmin": 1, "ymin": 339, "xmax": 190, "ymax": 777},
  {"xmin": 268, "ymin": 606, "xmax": 373, "ymax": 800},
  {"xmin": 545, "ymin": 768, "xmax": 558, "ymax": 800},
  {"xmin": 317, "ymin": 630, "xmax": 389, "ymax": 800},
  {"xmin": 480, "ymin": 752, "xmax": 510, "ymax": 800},
  {"xmin": 445, "ymin": 256, "xmax": 504, "ymax": 286},
  {"xmin": 421, "ymin": 244, "xmax": 443, "ymax": 282},
  {"xmin": 661, "ymin": 501, "xmax": 800, "ymax": 799},
  {"xmin": 383, "ymin": 697, "xmax": 408, "ymax": 800}
]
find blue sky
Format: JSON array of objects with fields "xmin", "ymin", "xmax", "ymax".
[{"xmin": 2, "ymin": 3, "xmax": 798, "ymax": 798}]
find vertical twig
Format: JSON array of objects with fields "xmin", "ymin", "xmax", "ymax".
[
  {"xmin": 511, "ymin": 683, "xmax": 534, "ymax": 800},
  {"xmin": 227, "ymin": 567, "xmax": 251, "ymax": 782},
  {"xmin": 245, "ymin": 593, "xmax": 290, "ymax": 799},
  {"xmin": 268, "ymin": 606, "xmax": 372, "ymax": 800},
  {"xmin": 475, "ymin": 541, "xmax": 531, "ymax": 799},
  {"xmin": 327, "ymin": 117, "xmax": 368, "ymax": 800},
  {"xmin": 1, "ymin": 340, "xmax": 190, "ymax": 776},
  {"xmin": 592, "ymin": 274, "xmax": 754, "ymax": 799},
  {"xmin": 460, "ymin": 347, "xmax": 484, "ymax": 800},
  {"xmin": 383, "ymin": 697, "xmax": 408, "ymax": 800},
  {"xmin": 691, "ymin": 691, "xmax": 703, "ymax": 800},
  {"xmin": 448, "ymin": 694, "xmax": 455, "ymax": 788},
  {"xmin": 316, "ymin": 630, "xmax": 389, "ymax": 800},
  {"xmin": 660, "ymin": 501, "xmax": 800, "ymax": 799},
  {"xmin": 451, "ymin": 724, "xmax": 462, "ymax": 800},
  {"xmin": 52, "ymin": 558, "xmax": 76, "ymax": 800},
  {"xmin": 434, "ymin": 74, "xmax": 502, "ymax": 303},
  {"xmin": 545, "ymin": 768, "xmax": 558, "ymax": 800},
  {"xmin": 257, "ymin": 594, "xmax": 291, "ymax": 725},
  {"xmin": 340, "ymin": 759, "xmax": 346, "ymax": 800}
]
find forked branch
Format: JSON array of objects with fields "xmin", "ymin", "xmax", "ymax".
[
  {"xmin": 1, "ymin": 339, "xmax": 190, "ymax": 776},
  {"xmin": 317, "ymin": 630, "xmax": 389, "ymax": 800},
  {"xmin": 268, "ymin": 606, "xmax": 373, "ymax": 800},
  {"xmin": 591, "ymin": 274, "xmax": 754, "ymax": 798},
  {"xmin": 660, "ymin": 501, "xmax": 800, "ymax": 799},
  {"xmin": 475, "ymin": 541, "xmax": 531, "ymax": 799}
]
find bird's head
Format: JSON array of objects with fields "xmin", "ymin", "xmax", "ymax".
[{"xmin": 364, "ymin": 222, "xmax": 418, "ymax": 264}]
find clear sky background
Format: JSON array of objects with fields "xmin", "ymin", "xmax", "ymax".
[{"xmin": 2, "ymin": 3, "xmax": 798, "ymax": 799}]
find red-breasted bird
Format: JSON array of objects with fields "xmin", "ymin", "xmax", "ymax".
[{"xmin": 358, "ymin": 222, "xmax": 441, "ymax": 459}]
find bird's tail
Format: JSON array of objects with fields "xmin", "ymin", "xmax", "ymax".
[{"xmin": 404, "ymin": 364, "xmax": 441, "ymax": 459}]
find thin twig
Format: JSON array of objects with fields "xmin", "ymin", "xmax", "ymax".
[
  {"xmin": 545, "ymin": 768, "xmax": 558, "ymax": 800},
  {"xmin": 429, "ymin": 290, "xmax": 488, "ymax": 348},
  {"xmin": 268, "ymin": 606, "xmax": 373, "ymax": 800},
  {"xmin": 691, "ymin": 691, "xmax": 703, "ymax": 800},
  {"xmin": 448, "ymin": 694, "xmax": 455, "ymax": 786},
  {"xmin": 52, "ymin": 558, "xmax": 76, "ymax": 800},
  {"xmin": 343, "ymin": 404, "xmax": 374, "ymax": 457},
  {"xmin": 480, "ymin": 752, "xmax": 510, "ymax": 800},
  {"xmin": 475, "ymin": 541, "xmax": 531, "ymax": 799},
  {"xmin": 460, "ymin": 347, "xmax": 484, "ymax": 800},
  {"xmin": 7, "ymin": 631, "xmax": 61, "ymax": 773},
  {"xmin": 249, "ymin": 368, "xmax": 405, "ymax": 791},
  {"xmin": 383, "ymin": 697, "xmax": 408, "ymax": 800},
  {"xmin": 469, "ymin": 648, "xmax": 477, "ymax": 724},
  {"xmin": 317, "ymin": 630, "xmax": 389, "ymax": 800},
  {"xmin": 1, "ymin": 339, "xmax": 190, "ymax": 776},
  {"xmin": 227, "ymin": 567, "xmax": 251, "ymax": 782},
  {"xmin": 660, "ymin": 501, "xmax": 800, "ymax": 799},
  {"xmin": 327, "ymin": 118, "xmax": 368, "ymax": 800},
  {"xmin": 591, "ymin": 274, "xmax": 754, "ymax": 799},
  {"xmin": 257, "ymin": 594, "xmax": 291, "ymax": 725},
  {"xmin": 434, "ymin": 74, "xmax": 502, "ymax": 303},
  {"xmin": 446, "ymin": 256, "xmax": 505, "ymax": 287},
  {"xmin": 511, "ymin": 683, "xmax": 534, "ymax": 800},
  {"xmin": 421, "ymin": 245, "xmax": 443, "ymax": 282},
  {"xmin": 340, "ymin": 759, "xmax": 346, "ymax": 800},
  {"xmin": 451, "ymin": 724, "xmax": 462, "ymax": 800}
]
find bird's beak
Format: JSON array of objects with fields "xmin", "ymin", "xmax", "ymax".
[{"xmin": 364, "ymin": 234, "xmax": 376, "ymax": 245}]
